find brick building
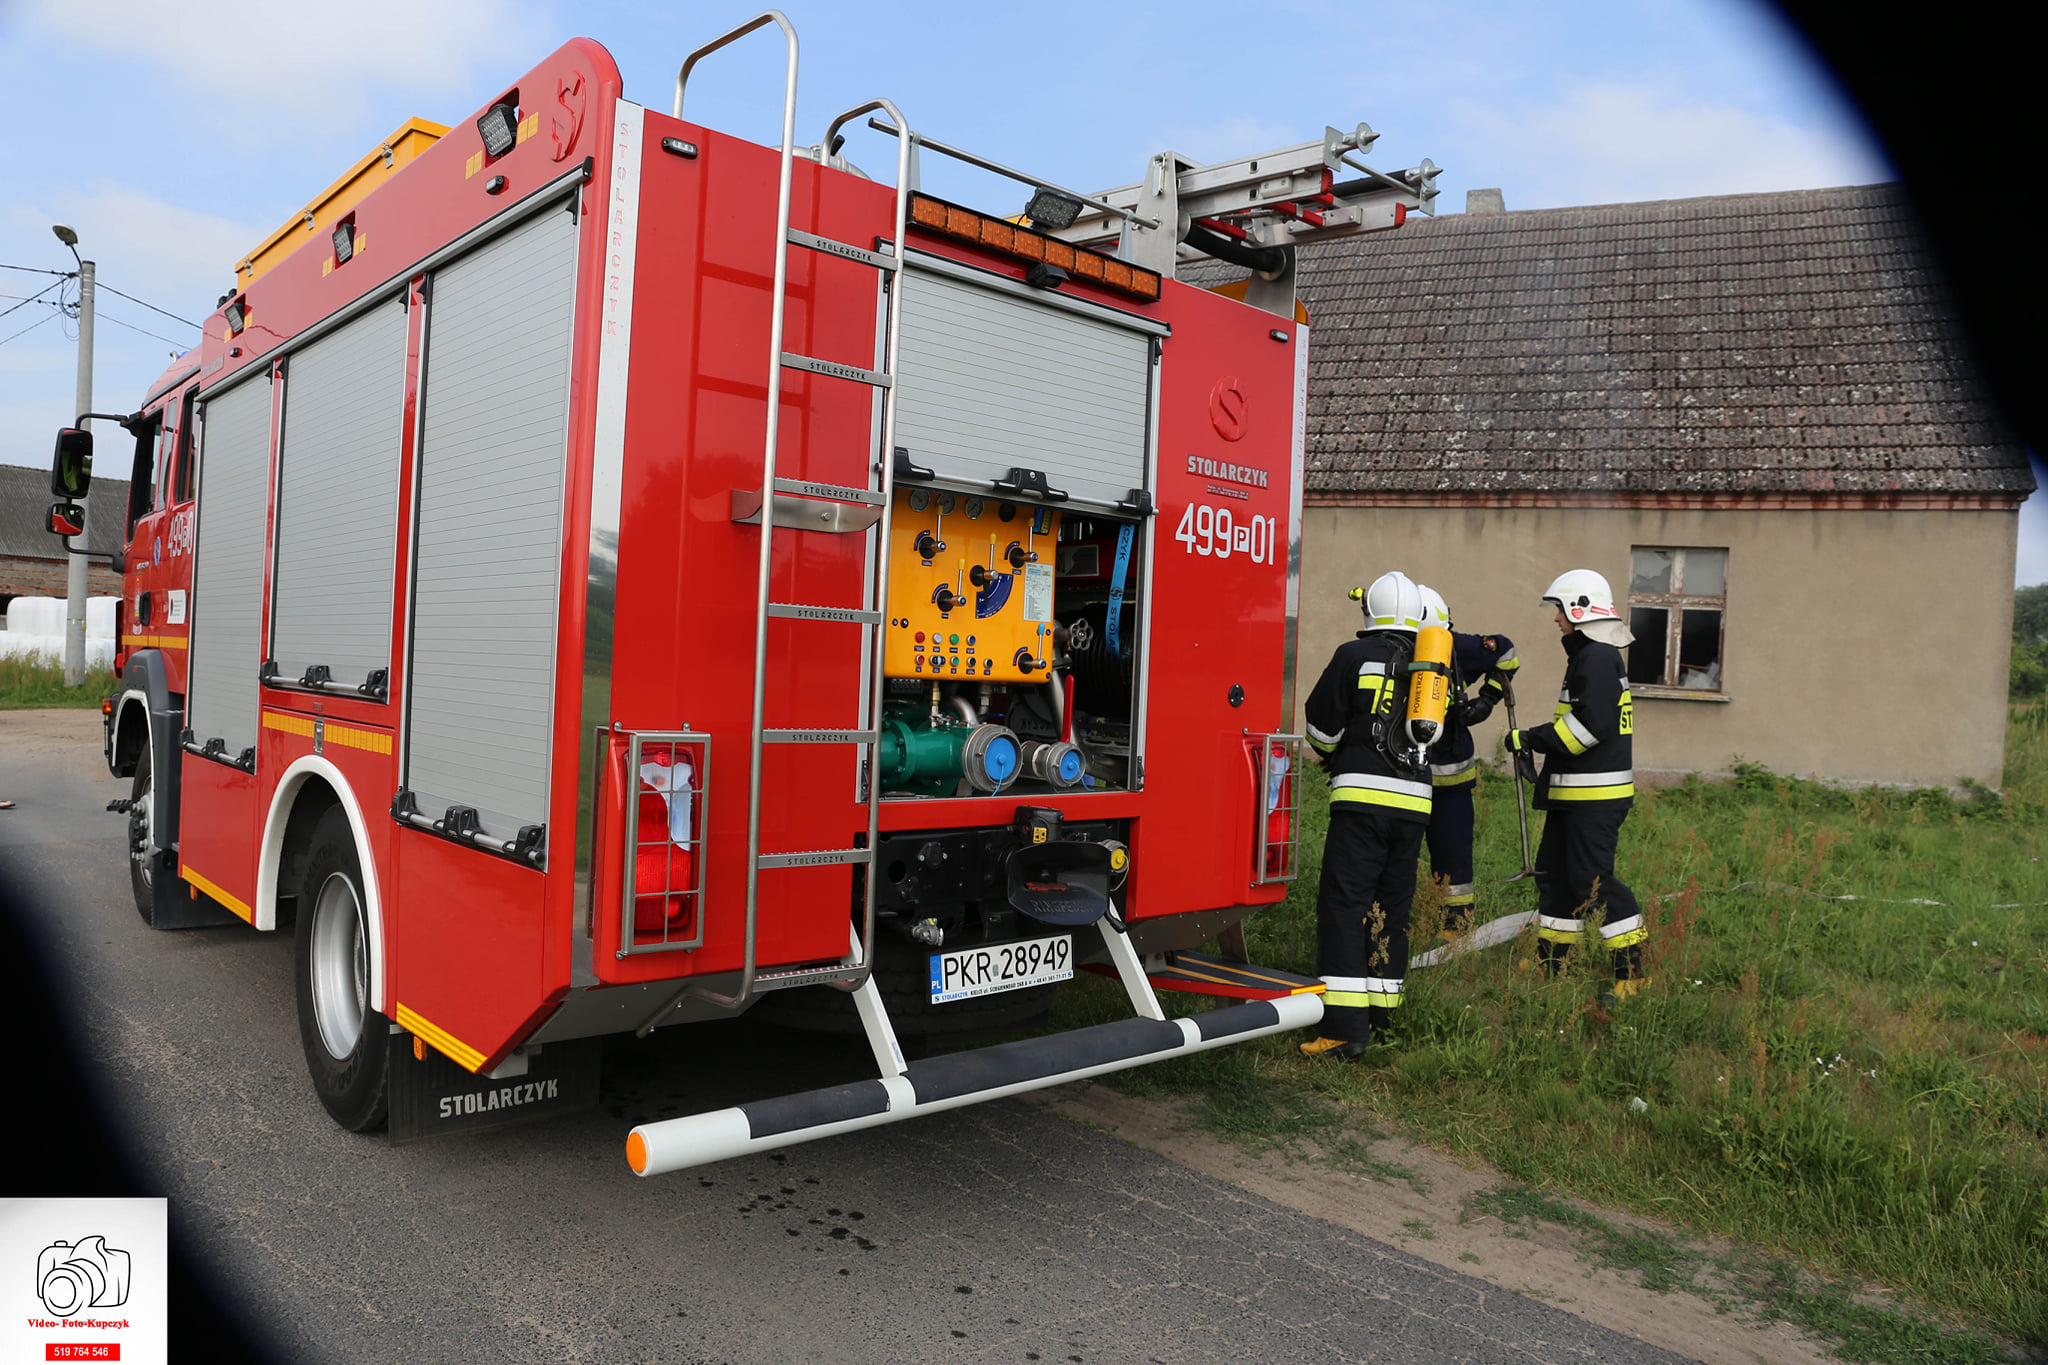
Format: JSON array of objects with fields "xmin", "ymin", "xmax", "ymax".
[{"xmin": 1, "ymin": 464, "xmax": 127, "ymax": 615}]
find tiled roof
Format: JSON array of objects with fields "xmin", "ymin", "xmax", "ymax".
[
  {"xmin": 1282, "ymin": 184, "xmax": 2032, "ymax": 498},
  {"xmin": 1, "ymin": 464, "xmax": 128, "ymax": 559}
]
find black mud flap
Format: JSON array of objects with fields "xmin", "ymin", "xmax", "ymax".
[
  {"xmin": 154, "ymin": 861, "xmax": 245, "ymax": 929},
  {"xmin": 387, "ymin": 1034, "xmax": 601, "ymax": 1144}
]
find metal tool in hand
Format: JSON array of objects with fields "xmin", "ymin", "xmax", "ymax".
[{"xmin": 1498, "ymin": 678, "xmax": 1537, "ymax": 883}]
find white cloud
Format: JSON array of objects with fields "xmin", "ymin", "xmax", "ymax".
[
  {"xmin": 8, "ymin": 182, "xmax": 264, "ymax": 326},
  {"xmin": 26, "ymin": 0, "xmax": 553, "ymax": 137},
  {"xmin": 0, "ymin": 183, "xmax": 269, "ymax": 473},
  {"xmin": 1459, "ymin": 81, "xmax": 1891, "ymax": 210}
]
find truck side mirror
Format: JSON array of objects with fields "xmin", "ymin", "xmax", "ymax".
[
  {"xmin": 47, "ymin": 501, "xmax": 85, "ymax": 538},
  {"xmin": 51, "ymin": 427, "xmax": 94, "ymax": 499}
]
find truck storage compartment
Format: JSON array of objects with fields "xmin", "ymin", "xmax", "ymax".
[
  {"xmin": 877, "ymin": 499, "xmax": 1146, "ymax": 798},
  {"xmin": 892, "ymin": 253, "xmax": 1161, "ymax": 510},
  {"xmin": 268, "ymin": 298, "xmax": 407, "ymax": 695},
  {"xmin": 399, "ymin": 204, "xmax": 578, "ymax": 856}
]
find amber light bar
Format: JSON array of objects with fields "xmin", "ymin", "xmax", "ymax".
[{"xmin": 908, "ymin": 194, "xmax": 1161, "ymax": 303}]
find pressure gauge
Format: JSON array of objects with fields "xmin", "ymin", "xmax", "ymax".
[
  {"xmin": 908, "ymin": 488, "xmax": 930, "ymax": 512},
  {"xmin": 964, "ymin": 497, "xmax": 985, "ymax": 519},
  {"xmin": 936, "ymin": 491, "xmax": 957, "ymax": 515}
]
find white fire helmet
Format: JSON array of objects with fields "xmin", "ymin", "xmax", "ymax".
[
  {"xmin": 1417, "ymin": 584, "xmax": 1452, "ymax": 631},
  {"xmin": 1357, "ymin": 570, "xmax": 1424, "ymax": 634},
  {"xmin": 1542, "ymin": 569, "xmax": 1620, "ymax": 624}
]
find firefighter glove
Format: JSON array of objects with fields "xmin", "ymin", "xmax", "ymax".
[{"xmin": 1452, "ymin": 692, "xmax": 1496, "ymax": 727}]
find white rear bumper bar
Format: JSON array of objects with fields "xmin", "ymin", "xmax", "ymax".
[{"xmin": 625, "ymin": 992, "xmax": 1323, "ymax": 1176}]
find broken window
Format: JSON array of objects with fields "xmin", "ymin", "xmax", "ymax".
[{"xmin": 1626, "ymin": 546, "xmax": 1727, "ymax": 692}]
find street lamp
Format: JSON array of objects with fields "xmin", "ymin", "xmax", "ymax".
[{"xmin": 54, "ymin": 221, "xmax": 95, "ymax": 687}]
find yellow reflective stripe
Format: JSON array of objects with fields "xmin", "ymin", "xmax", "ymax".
[
  {"xmin": 1536, "ymin": 925, "xmax": 1584, "ymax": 943},
  {"xmin": 1552, "ymin": 719, "xmax": 1591, "ymax": 756},
  {"xmin": 1331, "ymin": 788, "xmax": 1432, "ymax": 813},
  {"xmin": 1604, "ymin": 925, "xmax": 1649, "ymax": 949},
  {"xmin": 396, "ymin": 1003, "xmax": 488, "ymax": 1073},
  {"xmin": 1309, "ymin": 735, "xmax": 1338, "ymax": 754},
  {"xmin": 327, "ymin": 723, "xmax": 393, "ymax": 755},
  {"xmin": 1548, "ymin": 782, "xmax": 1635, "ymax": 801},
  {"xmin": 262, "ymin": 709, "xmax": 395, "ymax": 755},
  {"xmin": 179, "ymin": 865, "xmax": 253, "ymax": 923},
  {"xmin": 1322, "ymin": 989, "xmax": 1403, "ymax": 1009},
  {"xmin": 1431, "ymin": 768, "xmax": 1478, "ymax": 786}
]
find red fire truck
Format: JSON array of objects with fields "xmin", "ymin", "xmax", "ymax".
[{"xmin": 47, "ymin": 13, "xmax": 1434, "ymax": 1175}]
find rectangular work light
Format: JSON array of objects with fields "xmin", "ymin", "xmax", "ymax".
[{"xmin": 477, "ymin": 100, "xmax": 519, "ymax": 159}]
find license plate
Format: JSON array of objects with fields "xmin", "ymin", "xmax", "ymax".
[{"xmin": 929, "ymin": 935, "xmax": 1074, "ymax": 1004}]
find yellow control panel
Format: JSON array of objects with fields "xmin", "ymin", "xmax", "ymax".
[{"xmin": 884, "ymin": 491, "xmax": 1058, "ymax": 684}]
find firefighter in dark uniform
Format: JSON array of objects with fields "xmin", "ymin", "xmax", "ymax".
[
  {"xmin": 1298, "ymin": 571, "xmax": 1434, "ymax": 1058},
  {"xmin": 1505, "ymin": 569, "xmax": 1649, "ymax": 995},
  {"xmin": 1415, "ymin": 586, "xmax": 1517, "ymax": 935}
]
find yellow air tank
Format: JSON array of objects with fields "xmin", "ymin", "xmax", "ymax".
[{"xmin": 1405, "ymin": 625, "xmax": 1453, "ymax": 749}]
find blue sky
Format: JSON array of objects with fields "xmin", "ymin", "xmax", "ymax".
[{"xmin": 3, "ymin": 0, "xmax": 2039, "ymax": 581}]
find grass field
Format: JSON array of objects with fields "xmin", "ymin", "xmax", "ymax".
[
  {"xmin": 1059, "ymin": 709, "xmax": 2048, "ymax": 1357},
  {"xmin": 0, "ymin": 656, "xmax": 117, "ymax": 709}
]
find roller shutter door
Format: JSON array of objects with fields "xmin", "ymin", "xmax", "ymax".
[
  {"xmin": 894, "ymin": 267, "xmax": 1152, "ymax": 507},
  {"xmin": 185, "ymin": 373, "xmax": 273, "ymax": 760},
  {"xmin": 404, "ymin": 206, "xmax": 579, "ymax": 842},
  {"xmin": 271, "ymin": 299, "xmax": 407, "ymax": 688}
]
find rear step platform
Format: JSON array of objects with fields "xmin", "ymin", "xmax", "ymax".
[{"xmin": 1084, "ymin": 951, "xmax": 1325, "ymax": 1001}]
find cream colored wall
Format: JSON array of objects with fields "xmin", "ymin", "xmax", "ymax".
[{"xmin": 1297, "ymin": 504, "xmax": 2019, "ymax": 789}]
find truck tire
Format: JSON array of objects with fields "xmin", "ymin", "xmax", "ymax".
[
  {"xmin": 127, "ymin": 743, "xmax": 155, "ymax": 924},
  {"xmin": 294, "ymin": 806, "xmax": 389, "ymax": 1131}
]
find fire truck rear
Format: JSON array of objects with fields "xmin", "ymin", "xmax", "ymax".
[{"xmin": 49, "ymin": 14, "xmax": 1437, "ymax": 1175}]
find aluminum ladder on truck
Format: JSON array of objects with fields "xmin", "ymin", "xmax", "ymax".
[{"xmin": 671, "ymin": 13, "xmax": 915, "ymax": 1038}]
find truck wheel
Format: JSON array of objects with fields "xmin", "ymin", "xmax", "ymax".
[
  {"xmin": 294, "ymin": 806, "xmax": 388, "ymax": 1131},
  {"xmin": 127, "ymin": 742, "xmax": 156, "ymax": 924}
]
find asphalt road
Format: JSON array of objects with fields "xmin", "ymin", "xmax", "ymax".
[{"xmin": 0, "ymin": 709, "xmax": 1693, "ymax": 1364}]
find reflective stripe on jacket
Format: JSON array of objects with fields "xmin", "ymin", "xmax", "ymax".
[
  {"xmin": 1524, "ymin": 634, "xmax": 1634, "ymax": 807},
  {"xmin": 1304, "ymin": 631, "xmax": 1432, "ymax": 823}
]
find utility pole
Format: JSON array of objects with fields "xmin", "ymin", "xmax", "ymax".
[{"xmin": 55, "ymin": 223, "xmax": 94, "ymax": 686}]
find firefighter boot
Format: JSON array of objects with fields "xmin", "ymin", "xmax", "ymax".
[
  {"xmin": 1300, "ymin": 1034, "xmax": 1368, "ymax": 1060},
  {"xmin": 1598, "ymin": 947, "xmax": 1650, "ymax": 1010}
]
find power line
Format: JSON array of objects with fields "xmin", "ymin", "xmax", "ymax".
[
  {"xmin": 0, "ymin": 277, "xmax": 65, "ymax": 322},
  {"xmin": 96, "ymin": 281, "xmax": 201, "ymax": 331},
  {"xmin": 96, "ymin": 308, "xmax": 190, "ymax": 349},
  {"xmin": 0, "ymin": 262, "xmax": 73, "ymax": 277},
  {"xmin": 0, "ymin": 310, "xmax": 59, "ymax": 348}
]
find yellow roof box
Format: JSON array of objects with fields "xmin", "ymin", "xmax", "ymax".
[{"xmin": 233, "ymin": 117, "xmax": 448, "ymax": 288}]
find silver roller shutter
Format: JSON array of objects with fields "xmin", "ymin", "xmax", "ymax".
[
  {"xmin": 186, "ymin": 373, "xmax": 274, "ymax": 759},
  {"xmin": 404, "ymin": 206, "xmax": 579, "ymax": 841},
  {"xmin": 894, "ymin": 265, "xmax": 1153, "ymax": 507},
  {"xmin": 271, "ymin": 299, "xmax": 407, "ymax": 688}
]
